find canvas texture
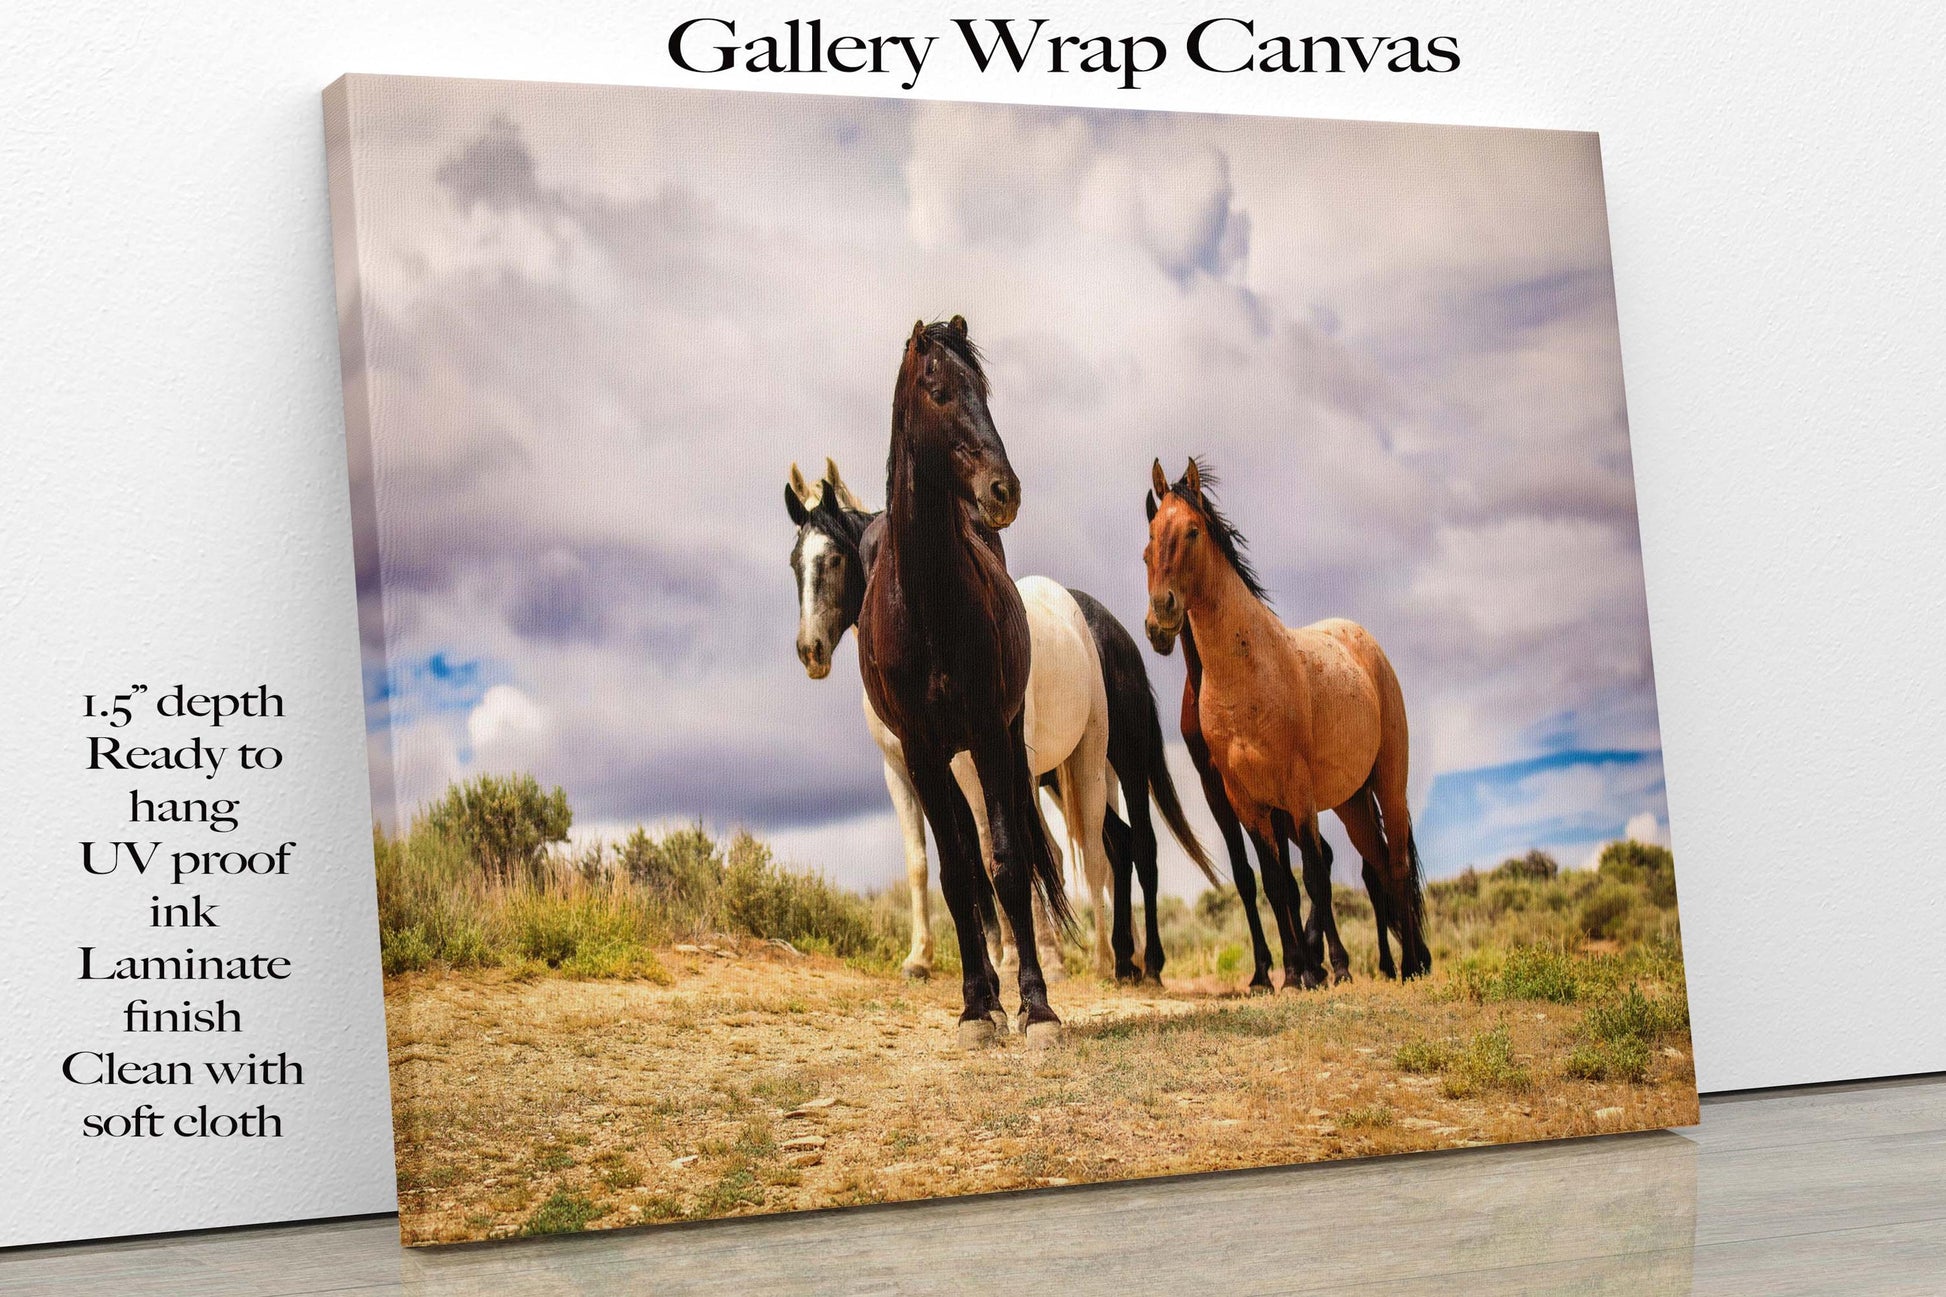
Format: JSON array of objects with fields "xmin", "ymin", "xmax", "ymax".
[{"xmin": 324, "ymin": 74, "xmax": 1697, "ymax": 1246}]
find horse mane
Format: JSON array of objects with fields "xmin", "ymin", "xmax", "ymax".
[
  {"xmin": 917, "ymin": 320, "xmax": 988, "ymax": 399},
  {"xmin": 798, "ymin": 487, "xmax": 877, "ymax": 560},
  {"xmin": 1169, "ymin": 458, "xmax": 1271, "ymax": 606}
]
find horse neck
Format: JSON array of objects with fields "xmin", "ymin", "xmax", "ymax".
[
  {"xmin": 883, "ymin": 431, "xmax": 975, "ymax": 615},
  {"xmin": 1184, "ymin": 557, "xmax": 1279, "ymax": 674}
]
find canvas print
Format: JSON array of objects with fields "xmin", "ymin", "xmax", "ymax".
[{"xmin": 325, "ymin": 74, "xmax": 1697, "ymax": 1246}]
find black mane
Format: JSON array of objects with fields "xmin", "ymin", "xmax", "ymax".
[
  {"xmin": 793, "ymin": 487, "xmax": 877, "ymax": 563},
  {"xmin": 920, "ymin": 320, "xmax": 988, "ymax": 399},
  {"xmin": 1169, "ymin": 459, "xmax": 1271, "ymax": 606}
]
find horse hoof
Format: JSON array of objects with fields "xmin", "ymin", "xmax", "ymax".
[
  {"xmin": 1248, "ymin": 979, "xmax": 1274, "ymax": 997},
  {"xmin": 1332, "ymin": 968, "xmax": 1352, "ymax": 986},
  {"xmin": 1142, "ymin": 971, "xmax": 1165, "ymax": 989},
  {"xmin": 901, "ymin": 962, "xmax": 931, "ymax": 982},
  {"xmin": 990, "ymin": 1008, "xmax": 1011, "ymax": 1034},
  {"xmin": 1023, "ymin": 1020, "xmax": 1062, "ymax": 1050},
  {"xmin": 1115, "ymin": 968, "xmax": 1142, "ymax": 987},
  {"xmin": 1299, "ymin": 970, "xmax": 1327, "ymax": 992},
  {"xmin": 957, "ymin": 1018, "xmax": 999, "ymax": 1049}
]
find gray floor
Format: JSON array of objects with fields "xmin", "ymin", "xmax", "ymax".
[{"xmin": 4, "ymin": 1076, "xmax": 1942, "ymax": 1295}]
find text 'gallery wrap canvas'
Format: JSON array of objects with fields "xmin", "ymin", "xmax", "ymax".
[{"xmin": 325, "ymin": 74, "xmax": 1696, "ymax": 1245}]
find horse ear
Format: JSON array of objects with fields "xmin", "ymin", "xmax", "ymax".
[
  {"xmin": 1145, "ymin": 489, "xmax": 1158, "ymax": 522},
  {"xmin": 1151, "ymin": 458, "xmax": 1169, "ymax": 499},
  {"xmin": 948, "ymin": 314, "xmax": 968, "ymax": 337},
  {"xmin": 789, "ymin": 462, "xmax": 814, "ymax": 505},
  {"xmin": 1185, "ymin": 458, "xmax": 1204, "ymax": 504},
  {"xmin": 785, "ymin": 481, "xmax": 810, "ymax": 526},
  {"xmin": 911, "ymin": 319, "xmax": 930, "ymax": 354},
  {"xmin": 826, "ymin": 457, "xmax": 867, "ymax": 513}
]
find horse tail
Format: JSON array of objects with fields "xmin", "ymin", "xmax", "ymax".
[
  {"xmin": 1031, "ymin": 776, "xmax": 1080, "ymax": 942},
  {"xmin": 1405, "ymin": 829, "xmax": 1429, "ymax": 953},
  {"xmin": 1146, "ymin": 686, "xmax": 1218, "ymax": 885}
]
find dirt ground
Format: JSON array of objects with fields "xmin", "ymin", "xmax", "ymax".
[{"xmin": 386, "ymin": 940, "xmax": 1698, "ymax": 1244}]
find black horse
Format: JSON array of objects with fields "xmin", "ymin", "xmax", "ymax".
[
  {"xmin": 856, "ymin": 317, "xmax": 1072, "ymax": 1046},
  {"xmin": 788, "ymin": 470, "xmax": 1214, "ymax": 987}
]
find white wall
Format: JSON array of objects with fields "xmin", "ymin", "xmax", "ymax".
[{"xmin": 4, "ymin": 0, "xmax": 1941, "ymax": 1247}]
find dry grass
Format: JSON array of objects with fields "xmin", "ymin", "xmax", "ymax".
[{"xmin": 386, "ymin": 936, "xmax": 1696, "ymax": 1245}]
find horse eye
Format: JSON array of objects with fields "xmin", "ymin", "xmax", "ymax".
[{"xmin": 1187, "ymin": 527, "xmax": 1200, "ymax": 540}]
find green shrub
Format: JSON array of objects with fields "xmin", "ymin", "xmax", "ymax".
[
  {"xmin": 1577, "ymin": 882, "xmax": 1638, "ymax": 940},
  {"xmin": 1494, "ymin": 848, "xmax": 1560, "ymax": 881},
  {"xmin": 720, "ymin": 832, "xmax": 897, "ymax": 962},
  {"xmin": 1396, "ymin": 1029, "xmax": 1530, "ymax": 1097},
  {"xmin": 518, "ymin": 1191, "xmax": 607, "ymax": 1236},
  {"xmin": 1563, "ymin": 1036, "xmax": 1652, "ymax": 1083},
  {"xmin": 423, "ymin": 773, "xmax": 571, "ymax": 883},
  {"xmin": 1452, "ymin": 945, "xmax": 1583, "ymax": 1004},
  {"xmin": 619, "ymin": 823, "xmax": 724, "ymax": 917},
  {"xmin": 1585, "ymin": 984, "xmax": 1688, "ymax": 1045},
  {"xmin": 1599, "ymin": 839, "xmax": 1678, "ymax": 907},
  {"xmin": 1395, "ymin": 1037, "xmax": 1457, "ymax": 1074},
  {"xmin": 1195, "ymin": 887, "xmax": 1239, "ymax": 926}
]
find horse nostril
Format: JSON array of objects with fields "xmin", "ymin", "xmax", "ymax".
[{"xmin": 989, "ymin": 479, "xmax": 1014, "ymax": 506}]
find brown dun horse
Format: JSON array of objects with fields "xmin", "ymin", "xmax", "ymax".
[
  {"xmin": 856, "ymin": 318, "xmax": 1075, "ymax": 1047},
  {"xmin": 1144, "ymin": 458, "xmax": 1431, "ymax": 981}
]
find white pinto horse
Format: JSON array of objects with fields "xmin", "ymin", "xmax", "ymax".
[{"xmin": 786, "ymin": 460, "xmax": 1121, "ymax": 978}]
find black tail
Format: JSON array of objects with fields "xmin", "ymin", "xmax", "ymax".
[
  {"xmin": 1025, "ymin": 771, "xmax": 1078, "ymax": 942},
  {"xmin": 1146, "ymin": 688, "xmax": 1218, "ymax": 885},
  {"xmin": 1405, "ymin": 831, "xmax": 1427, "ymax": 934}
]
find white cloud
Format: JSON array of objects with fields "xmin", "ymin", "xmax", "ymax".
[{"xmin": 336, "ymin": 83, "xmax": 1665, "ymax": 889}]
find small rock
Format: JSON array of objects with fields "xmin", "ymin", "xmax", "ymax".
[
  {"xmin": 1401, "ymin": 1117, "xmax": 1440, "ymax": 1130},
  {"xmin": 780, "ymin": 1135, "xmax": 826, "ymax": 1152},
  {"xmin": 670, "ymin": 1154, "xmax": 700, "ymax": 1168},
  {"xmin": 674, "ymin": 944, "xmax": 703, "ymax": 955},
  {"xmin": 1315, "ymin": 1071, "xmax": 1332, "ymax": 1082},
  {"xmin": 1308, "ymin": 1107, "xmax": 1330, "ymax": 1118},
  {"xmin": 785, "ymin": 1151, "xmax": 823, "ymax": 1168},
  {"xmin": 1594, "ymin": 1106, "xmax": 1625, "ymax": 1122},
  {"xmin": 1662, "ymin": 1047, "xmax": 1685, "ymax": 1059},
  {"xmin": 1036, "ymin": 1176, "xmax": 1073, "ymax": 1187},
  {"xmin": 1355, "ymin": 1047, "xmax": 1376, "ymax": 1055}
]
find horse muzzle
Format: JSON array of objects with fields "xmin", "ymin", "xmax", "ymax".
[
  {"xmin": 976, "ymin": 473, "xmax": 1020, "ymax": 530},
  {"xmin": 1146, "ymin": 593, "xmax": 1183, "ymax": 654},
  {"xmin": 797, "ymin": 637, "xmax": 833, "ymax": 679}
]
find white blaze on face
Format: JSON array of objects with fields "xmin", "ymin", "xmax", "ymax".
[{"xmin": 797, "ymin": 530, "xmax": 835, "ymax": 637}]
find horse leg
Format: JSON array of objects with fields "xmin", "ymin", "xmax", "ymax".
[
  {"xmin": 1374, "ymin": 776, "xmax": 1431, "ymax": 980},
  {"xmin": 1294, "ymin": 814, "xmax": 1349, "ymax": 985},
  {"xmin": 906, "ymin": 754, "xmax": 1005, "ymax": 1042},
  {"xmin": 973, "ymin": 719, "xmax": 1063, "ymax": 1038},
  {"xmin": 884, "ymin": 758, "xmax": 934, "ymax": 980},
  {"xmin": 1060, "ymin": 712, "xmax": 1116, "ymax": 984},
  {"xmin": 1195, "ymin": 742, "xmax": 1271, "ymax": 990},
  {"xmin": 1120, "ymin": 764, "xmax": 1166, "ymax": 986},
  {"xmin": 1239, "ymin": 812, "xmax": 1305, "ymax": 991},
  {"xmin": 1335, "ymin": 790, "xmax": 1396, "ymax": 980},
  {"xmin": 1031, "ymin": 793, "xmax": 1068, "ymax": 982},
  {"xmin": 953, "ymin": 752, "xmax": 1015, "ymax": 975},
  {"xmin": 1102, "ymin": 798, "xmax": 1140, "ymax": 983}
]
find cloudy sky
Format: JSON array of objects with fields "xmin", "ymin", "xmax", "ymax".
[{"xmin": 332, "ymin": 76, "xmax": 1667, "ymax": 895}]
